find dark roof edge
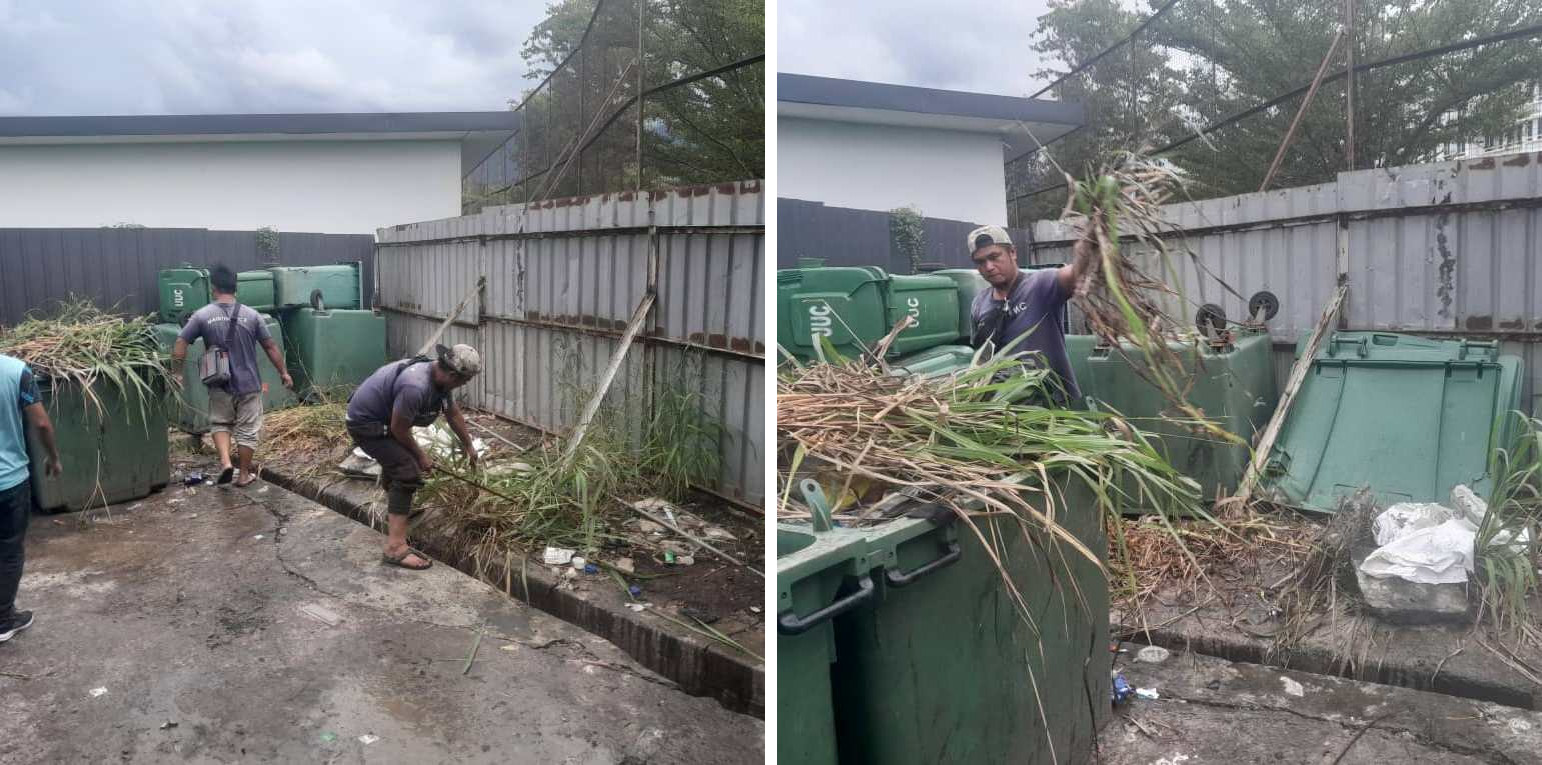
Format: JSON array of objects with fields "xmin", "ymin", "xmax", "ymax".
[
  {"xmin": 778, "ymin": 73, "xmax": 1084, "ymax": 126},
  {"xmin": 0, "ymin": 111, "xmax": 519, "ymax": 139}
]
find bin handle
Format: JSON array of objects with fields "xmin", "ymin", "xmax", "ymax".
[
  {"xmin": 884, "ymin": 540, "xmax": 962, "ymax": 588},
  {"xmin": 777, "ymin": 574, "xmax": 875, "ymax": 636}
]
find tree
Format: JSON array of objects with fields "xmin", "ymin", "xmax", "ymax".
[
  {"xmin": 1022, "ymin": 0, "xmax": 1542, "ymax": 216},
  {"xmin": 513, "ymin": 0, "xmax": 763, "ymax": 194}
]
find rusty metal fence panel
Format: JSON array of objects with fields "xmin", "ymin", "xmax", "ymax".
[
  {"xmin": 377, "ymin": 180, "xmax": 764, "ymax": 506},
  {"xmin": 1026, "ymin": 153, "xmax": 1542, "ymax": 410}
]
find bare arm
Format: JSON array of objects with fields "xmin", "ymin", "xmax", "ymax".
[
  {"xmin": 1057, "ymin": 238, "xmax": 1095, "ymax": 297},
  {"xmin": 261, "ymin": 338, "xmax": 294, "ymax": 388},
  {"xmin": 23, "ymin": 403, "xmax": 61, "ymax": 476},
  {"xmin": 444, "ymin": 400, "xmax": 478, "ymax": 470},
  {"xmin": 171, "ymin": 337, "xmax": 189, "ymax": 364}
]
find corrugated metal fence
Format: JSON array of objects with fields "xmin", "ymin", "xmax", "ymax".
[
  {"xmin": 779, "ymin": 198, "xmax": 1032, "ymax": 274},
  {"xmin": 377, "ymin": 181, "xmax": 765, "ymax": 506},
  {"xmin": 1028, "ymin": 153, "xmax": 1542, "ymax": 410},
  {"xmin": 0, "ymin": 228, "xmax": 375, "ymax": 325}
]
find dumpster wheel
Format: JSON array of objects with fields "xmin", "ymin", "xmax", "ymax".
[
  {"xmin": 1195, "ymin": 303, "xmax": 1227, "ymax": 337},
  {"xmin": 309, "ymin": 289, "xmax": 326, "ymax": 312},
  {"xmin": 1249, "ymin": 290, "xmax": 1280, "ymax": 321}
]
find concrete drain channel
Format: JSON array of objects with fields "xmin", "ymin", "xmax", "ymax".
[
  {"xmin": 259, "ymin": 466, "xmax": 765, "ymax": 718},
  {"xmin": 1116, "ymin": 620, "xmax": 1539, "ymax": 711}
]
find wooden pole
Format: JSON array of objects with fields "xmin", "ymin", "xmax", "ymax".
[
  {"xmin": 560, "ymin": 291, "xmax": 655, "ymax": 468},
  {"xmin": 1232, "ymin": 278, "xmax": 1348, "ymax": 504},
  {"xmin": 415, "ymin": 276, "xmax": 486, "ymax": 358},
  {"xmin": 1259, "ymin": 32, "xmax": 1343, "ymax": 192}
]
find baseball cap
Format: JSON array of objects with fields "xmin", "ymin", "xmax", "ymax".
[
  {"xmin": 967, "ymin": 225, "xmax": 1013, "ymax": 254},
  {"xmin": 436, "ymin": 343, "xmax": 482, "ymax": 377}
]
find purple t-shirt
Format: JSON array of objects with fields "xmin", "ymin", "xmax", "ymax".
[
  {"xmin": 345, "ymin": 360, "xmax": 449, "ymax": 429},
  {"xmin": 970, "ymin": 269, "xmax": 1080, "ymax": 401},
  {"xmin": 178, "ymin": 302, "xmax": 272, "ymax": 396}
]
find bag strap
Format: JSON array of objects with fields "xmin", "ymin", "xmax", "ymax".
[{"xmin": 217, "ymin": 302, "xmax": 243, "ymax": 351}]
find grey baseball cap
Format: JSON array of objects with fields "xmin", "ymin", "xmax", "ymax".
[
  {"xmin": 966, "ymin": 225, "xmax": 1013, "ymax": 254},
  {"xmin": 436, "ymin": 343, "xmax": 482, "ymax": 377}
]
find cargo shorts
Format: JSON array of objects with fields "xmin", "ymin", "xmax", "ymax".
[
  {"xmin": 209, "ymin": 389, "xmax": 264, "ymax": 449},
  {"xmin": 347, "ymin": 423, "xmax": 423, "ymax": 516}
]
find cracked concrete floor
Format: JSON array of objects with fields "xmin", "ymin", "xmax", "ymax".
[
  {"xmin": 1101, "ymin": 645, "xmax": 1542, "ymax": 764},
  {"xmin": 0, "ymin": 479, "xmax": 762, "ymax": 764}
]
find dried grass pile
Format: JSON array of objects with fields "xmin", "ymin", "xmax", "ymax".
[{"xmin": 0, "ymin": 298, "xmax": 170, "ymax": 416}]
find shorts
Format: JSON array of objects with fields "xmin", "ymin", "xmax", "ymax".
[{"xmin": 209, "ymin": 389, "xmax": 263, "ymax": 448}]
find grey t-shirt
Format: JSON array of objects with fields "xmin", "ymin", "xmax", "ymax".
[
  {"xmin": 970, "ymin": 269, "xmax": 1080, "ymax": 401},
  {"xmin": 178, "ymin": 301, "xmax": 272, "ymax": 397},
  {"xmin": 346, "ymin": 360, "xmax": 449, "ymax": 430}
]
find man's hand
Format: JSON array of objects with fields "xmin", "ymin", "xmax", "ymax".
[
  {"xmin": 465, "ymin": 450, "xmax": 479, "ymax": 472},
  {"xmin": 416, "ymin": 453, "xmax": 435, "ymax": 473},
  {"xmin": 280, "ymin": 372, "xmax": 294, "ymax": 390},
  {"xmin": 44, "ymin": 456, "xmax": 62, "ymax": 477}
]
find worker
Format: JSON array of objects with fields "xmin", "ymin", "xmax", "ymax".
[
  {"xmin": 345, "ymin": 344, "xmax": 481, "ymax": 570},
  {"xmin": 966, "ymin": 225, "xmax": 1090, "ymax": 406},
  {"xmin": 173, "ymin": 264, "xmax": 293, "ymax": 487},
  {"xmin": 0, "ymin": 352, "xmax": 62, "ymax": 643}
]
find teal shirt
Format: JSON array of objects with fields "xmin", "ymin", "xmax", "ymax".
[{"xmin": 0, "ymin": 354, "xmax": 39, "ymax": 491}]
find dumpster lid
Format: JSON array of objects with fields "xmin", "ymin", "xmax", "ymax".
[{"xmin": 1259, "ymin": 331, "xmax": 1522, "ymax": 513}]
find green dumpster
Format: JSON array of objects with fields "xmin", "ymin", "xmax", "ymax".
[
  {"xmin": 280, "ymin": 308, "xmax": 386, "ymax": 399},
  {"xmin": 152, "ymin": 314, "xmax": 298, "ymax": 434},
  {"xmin": 158, "ymin": 266, "xmax": 279, "ymax": 323},
  {"xmin": 1262, "ymin": 331, "xmax": 1522, "ymax": 512},
  {"xmin": 777, "ymin": 266, "xmax": 967, "ymax": 363},
  {"xmin": 885, "ymin": 273, "xmax": 962, "ymax": 356},
  {"xmin": 27, "ymin": 379, "xmax": 169, "ymax": 512},
  {"xmin": 270, "ymin": 263, "xmax": 363, "ymax": 310},
  {"xmin": 1078, "ymin": 329, "xmax": 1277, "ymax": 503},
  {"xmin": 777, "ymin": 523, "xmax": 879, "ymax": 765},
  {"xmin": 829, "ymin": 477, "xmax": 1110, "ymax": 764}
]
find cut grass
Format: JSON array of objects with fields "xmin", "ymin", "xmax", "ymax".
[{"xmin": 0, "ymin": 297, "xmax": 171, "ymax": 422}]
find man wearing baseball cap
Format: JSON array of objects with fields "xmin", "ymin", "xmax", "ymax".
[
  {"xmin": 345, "ymin": 343, "xmax": 482, "ymax": 570},
  {"xmin": 966, "ymin": 225, "xmax": 1090, "ymax": 405}
]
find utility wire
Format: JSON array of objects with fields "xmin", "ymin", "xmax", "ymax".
[{"xmin": 1010, "ymin": 21, "xmax": 1542, "ymax": 203}]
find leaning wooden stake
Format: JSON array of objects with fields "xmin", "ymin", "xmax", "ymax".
[
  {"xmin": 415, "ymin": 276, "xmax": 487, "ymax": 358},
  {"xmin": 1233, "ymin": 277, "xmax": 1348, "ymax": 504},
  {"xmin": 1259, "ymin": 31, "xmax": 1343, "ymax": 192},
  {"xmin": 560, "ymin": 292, "xmax": 656, "ymax": 469}
]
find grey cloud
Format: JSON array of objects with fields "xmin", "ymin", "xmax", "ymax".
[
  {"xmin": 779, "ymin": 0, "xmax": 1056, "ymax": 96},
  {"xmin": 0, "ymin": 0, "xmax": 544, "ymax": 115}
]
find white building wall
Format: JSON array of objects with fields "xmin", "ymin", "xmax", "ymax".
[
  {"xmin": 777, "ymin": 117, "xmax": 1009, "ymax": 224},
  {"xmin": 0, "ymin": 139, "xmax": 462, "ymax": 234}
]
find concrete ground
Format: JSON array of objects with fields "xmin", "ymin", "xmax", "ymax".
[
  {"xmin": 0, "ymin": 479, "xmax": 762, "ymax": 764},
  {"xmin": 1100, "ymin": 645, "xmax": 1542, "ymax": 764}
]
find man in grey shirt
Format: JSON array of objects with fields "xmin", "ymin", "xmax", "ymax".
[
  {"xmin": 967, "ymin": 225, "xmax": 1089, "ymax": 405},
  {"xmin": 173, "ymin": 264, "xmax": 292, "ymax": 487},
  {"xmin": 346, "ymin": 344, "xmax": 480, "ymax": 570}
]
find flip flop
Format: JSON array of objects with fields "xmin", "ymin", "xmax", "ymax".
[
  {"xmin": 234, "ymin": 474, "xmax": 259, "ymax": 488},
  {"xmin": 217, "ymin": 466, "xmax": 235, "ymax": 485},
  {"xmin": 382, "ymin": 548, "xmax": 432, "ymax": 571}
]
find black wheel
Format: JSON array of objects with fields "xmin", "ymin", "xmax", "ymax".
[
  {"xmin": 1248, "ymin": 290, "xmax": 1280, "ymax": 321},
  {"xmin": 1195, "ymin": 303, "xmax": 1227, "ymax": 336}
]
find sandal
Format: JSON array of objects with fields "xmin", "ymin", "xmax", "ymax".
[
  {"xmin": 234, "ymin": 473, "xmax": 259, "ymax": 488},
  {"xmin": 382, "ymin": 548, "xmax": 432, "ymax": 570},
  {"xmin": 217, "ymin": 466, "xmax": 235, "ymax": 485}
]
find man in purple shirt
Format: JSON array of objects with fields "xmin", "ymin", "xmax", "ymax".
[
  {"xmin": 173, "ymin": 265, "xmax": 292, "ymax": 487},
  {"xmin": 967, "ymin": 225, "xmax": 1090, "ymax": 405}
]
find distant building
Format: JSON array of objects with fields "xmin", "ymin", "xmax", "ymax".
[
  {"xmin": 777, "ymin": 73, "xmax": 1083, "ymax": 224},
  {"xmin": 1439, "ymin": 82, "xmax": 1542, "ymax": 160},
  {"xmin": 0, "ymin": 112, "xmax": 516, "ymax": 234}
]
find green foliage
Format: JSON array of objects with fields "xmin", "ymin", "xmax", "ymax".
[
  {"xmin": 504, "ymin": 0, "xmax": 763, "ymax": 198},
  {"xmin": 889, "ymin": 205, "xmax": 926, "ymax": 273},
  {"xmin": 1477, "ymin": 412, "xmax": 1542, "ymax": 634},
  {"xmin": 0, "ymin": 298, "xmax": 170, "ymax": 425},
  {"xmin": 255, "ymin": 226, "xmax": 280, "ymax": 264},
  {"xmin": 1020, "ymin": 0, "xmax": 1542, "ymax": 217}
]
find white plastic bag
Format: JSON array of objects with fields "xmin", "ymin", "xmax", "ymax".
[
  {"xmin": 1372, "ymin": 503, "xmax": 1452, "ymax": 546},
  {"xmin": 1360, "ymin": 517, "xmax": 1478, "ymax": 584}
]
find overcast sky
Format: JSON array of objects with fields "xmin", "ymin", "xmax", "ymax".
[
  {"xmin": 778, "ymin": 0, "xmax": 1057, "ymax": 97},
  {"xmin": 0, "ymin": 0, "xmax": 544, "ymax": 115}
]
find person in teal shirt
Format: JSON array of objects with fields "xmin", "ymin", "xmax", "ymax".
[{"xmin": 0, "ymin": 353, "xmax": 62, "ymax": 643}]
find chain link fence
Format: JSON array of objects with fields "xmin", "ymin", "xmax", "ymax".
[{"xmin": 463, "ymin": 0, "xmax": 763, "ymax": 212}]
